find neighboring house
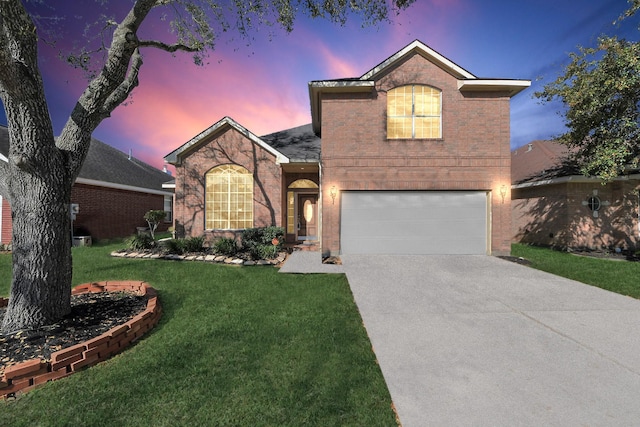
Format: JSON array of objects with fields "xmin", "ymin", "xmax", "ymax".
[
  {"xmin": 165, "ymin": 40, "xmax": 530, "ymax": 256},
  {"xmin": 0, "ymin": 125, "xmax": 174, "ymax": 245},
  {"xmin": 511, "ymin": 140, "xmax": 640, "ymax": 250}
]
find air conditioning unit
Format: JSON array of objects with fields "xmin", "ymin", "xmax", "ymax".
[{"xmin": 73, "ymin": 236, "xmax": 92, "ymax": 247}]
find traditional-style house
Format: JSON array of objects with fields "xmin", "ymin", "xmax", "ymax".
[
  {"xmin": 166, "ymin": 40, "xmax": 530, "ymax": 256},
  {"xmin": 511, "ymin": 140, "xmax": 640, "ymax": 250},
  {"xmin": 0, "ymin": 126, "xmax": 173, "ymax": 245}
]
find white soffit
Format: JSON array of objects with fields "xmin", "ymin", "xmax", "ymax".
[{"xmin": 458, "ymin": 79, "xmax": 531, "ymax": 96}]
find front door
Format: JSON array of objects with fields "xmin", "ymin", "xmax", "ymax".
[{"xmin": 298, "ymin": 194, "xmax": 318, "ymax": 240}]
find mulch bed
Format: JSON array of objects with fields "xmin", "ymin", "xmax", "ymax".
[{"xmin": 0, "ymin": 292, "xmax": 147, "ymax": 377}]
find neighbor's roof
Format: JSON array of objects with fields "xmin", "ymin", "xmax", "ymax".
[
  {"xmin": 511, "ymin": 140, "xmax": 578, "ymax": 185},
  {"xmin": 309, "ymin": 39, "xmax": 531, "ymax": 134},
  {"xmin": 0, "ymin": 125, "xmax": 172, "ymax": 195}
]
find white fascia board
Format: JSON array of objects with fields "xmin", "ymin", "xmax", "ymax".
[
  {"xmin": 75, "ymin": 177, "xmax": 174, "ymax": 196},
  {"xmin": 165, "ymin": 116, "xmax": 289, "ymax": 166},
  {"xmin": 309, "ymin": 80, "xmax": 375, "ymax": 90},
  {"xmin": 458, "ymin": 79, "xmax": 531, "ymax": 96},
  {"xmin": 0, "ymin": 153, "xmax": 7, "ymax": 163},
  {"xmin": 513, "ymin": 173, "xmax": 640, "ymax": 189},
  {"xmin": 162, "ymin": 181, "xmax": 176, "ymax": 189},
  {"xmin": 360, "ymin": 40, "xmax": 476, "ymax": 81},
  {"xmin": 512, "ymin": 175, "xmax": 603, "ymax": 189}
]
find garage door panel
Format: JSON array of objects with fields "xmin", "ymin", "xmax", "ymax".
[{"xmin": 340, "ymin": 191, "xmax": 488, "ymax": 255}]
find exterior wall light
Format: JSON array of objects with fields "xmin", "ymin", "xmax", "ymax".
[
  {"xmin": 500, "ymin": 185, "xmax": 507, "ymax": 204},
  {"xmin": 330, "ymin": 186, "xmax": 337, "ymax": 205}
]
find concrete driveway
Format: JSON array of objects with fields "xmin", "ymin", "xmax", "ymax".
[{"xmin": 340, "ymin": 254, "xmax": 640, "ymax": 427}]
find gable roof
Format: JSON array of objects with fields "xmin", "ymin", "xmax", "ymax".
[
  {"xmin": 260, "ymin": 123, "xmax": 320, "ymax": 163},
  {"xmin": 164, "ymin": 116, "xmax": 290, "ymax": 166},
  {"xmin": 511, "ymin": 140, "xmax": 579, "ymax": 185},
  {"xmin": 309, "ymin": 39, "xmax": 531, "ymax": 134},
  {"xmin": 0, "ymin": 125, "xmax": 172, "ymax": 195}
]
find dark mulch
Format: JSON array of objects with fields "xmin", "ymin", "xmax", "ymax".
[{"xmin": 0, "ymin": 292, "xmax": 147, "ymax": 376}]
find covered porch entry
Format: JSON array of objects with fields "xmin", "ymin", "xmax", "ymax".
[{"xmin": 283, "ymin": 167, "xmax": 319, "ymax": 243}]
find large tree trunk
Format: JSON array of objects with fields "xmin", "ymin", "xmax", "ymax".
[{"xmin": 1, "ymin": 143, "xmax": 73, "ymax": 333}]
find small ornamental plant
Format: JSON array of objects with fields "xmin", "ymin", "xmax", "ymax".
[{"xmin": 143, "ymin": 209, "xmax": 167, "ymax": 240}]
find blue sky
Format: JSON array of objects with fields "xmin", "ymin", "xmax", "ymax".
[{"xmin": 5, "ymin": 0, "xmax": 640, "ymax": 169}]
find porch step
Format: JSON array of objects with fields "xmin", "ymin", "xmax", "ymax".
[{"xmin": 291, "ymin": 241, "xmax": 320, "ymax": 252}]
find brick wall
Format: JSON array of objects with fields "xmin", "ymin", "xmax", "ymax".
[
  {"xmin": 2, "ymin": 185, "xmax": 167, "ymax": 244},
  {"xmin": 71, "ymin": 184, "xmax": 169, "ymax": 240},
  {"xmin": 512, "ymin": 180, "xmax": 640, "ymax": 250},
  {"xmin": 1, "ymin": 197, "xmax": 10, "ymax": 245},
  {"xmin": 0, "ymin": 281, "xmax": 161, "ymax": 400},
  {"xmin": 174, "ymin": 126, "xmax": 282, "ymax": 242},
  {"xmin": 320, "ymin": 53, "xmax": 513, "ymax": 255}
]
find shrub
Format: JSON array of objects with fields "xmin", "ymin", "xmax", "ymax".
[
  {"xmin": 162, "ymin": 238, "xmax": 185, "ymax": 255},
  {"xmin": 243, "ymin": 226, "xmax": 284, "ymax": 246},
  {"xmin": 125, "ymin": 234, "xmax": 155, "ymax": 251},
  {"xmin": 256, "ymin": 244, "xmax": 279, "ymax": 260},
  {"xmin": 241, "ymin": 226, "xmax": 285, "ymax": 256},
  {"xmin": 213, "ymin": 237, "xmax": 238, "ymax": 256},
  {"xmin": 183, "ymin": 236, "xmax": 206, "ymax": 253},
  {"xmin": 143, "ymin": 209, "xmax": 167, "ymax": 240},
  {"xmin": 261, "ymin": 226, "xmax": 284, "ymax": 244}
]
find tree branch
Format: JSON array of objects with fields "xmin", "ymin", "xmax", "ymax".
[
  {"xmin": 138, "ymin": 39, "xmax": 199, "ymax": 53},
  {"xmin": 101, "ymin": 48, "xmax": 143, "ymax": 117}
]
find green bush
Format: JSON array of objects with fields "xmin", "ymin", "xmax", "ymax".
[
  {"xmin": 213, "ymin": 237, "xmax": 238, "ymax": 256},
  {"xmin": 241, "ymin": 226, "xmax": 285, "ymax": 259},
  {"xmin": 261, "ymin": 226, "xmax": 284, "ymax": 244},
  {"xmin": 162, "ymin": 238, "xmax": 185, "ymax": 255},
  {"xmin": 242, "ymin": 226, "xmax": 284, "ymax": 249},
  {"xmin": 125, "ymin": 234, "xmax": 155, "ymax": 251},
  {"xmin": 183, "ymin": 236, "xmax": 206, "ymax": 253},
  {"xmin": 256, "ymin": 244, "xmax": 279, "ymax": 260}
]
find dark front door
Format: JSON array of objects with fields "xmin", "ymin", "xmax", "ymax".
[{"xmin": 298, "ymin": 194, "xmax": 318, "ymax": 240}]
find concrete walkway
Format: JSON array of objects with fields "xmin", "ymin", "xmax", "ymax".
[{"xmin": 280, "ymin": 252, "xmax": 640, "ymax": 426}]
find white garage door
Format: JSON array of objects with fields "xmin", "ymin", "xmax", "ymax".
[{"xmin": 340, "ymin": 191, "xmax": 488, "ymax": 255}]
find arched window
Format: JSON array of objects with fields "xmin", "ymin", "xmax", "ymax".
[
  {"xmin": 387, "ymin": 85, "xmax": 442, "ymax": 139},
  {"xmin": 205, "ymin": 165, "xmax": 253, "ymax": 230}
]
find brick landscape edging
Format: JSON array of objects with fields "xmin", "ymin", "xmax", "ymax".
[{"xmin": 0, "ymin": 281, "xmax": 162, "ymax": 400}]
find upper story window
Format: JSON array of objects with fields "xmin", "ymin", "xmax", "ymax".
[
  {"xmin": 387, "ymin": 85, "xmax": 442, "ymax": 139},
  {"xmin": 205, "ymin": 164, "xmax": 253, "ymax": 230}
]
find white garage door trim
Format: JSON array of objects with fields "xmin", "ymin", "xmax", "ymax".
[{"xmin": 340, "ymin": 191, "xmax": 489, "ymax": 255}]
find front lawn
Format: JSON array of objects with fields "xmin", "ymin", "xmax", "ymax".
[
  {"xmin": 0, "ymin": 242, "xmax": 396, "ymax": 426},
  {"xmin": 512, "ymin": 243, "xmax": 640, "ymax": 299}
]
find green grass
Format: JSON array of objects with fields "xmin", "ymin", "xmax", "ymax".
[
  {"xmin": 0, "ymin": 242, "xmax": 396, "ymax": 426},
  {"xmin": 512, "ymin": 243, "xmax": 640, "ymax": 299}
]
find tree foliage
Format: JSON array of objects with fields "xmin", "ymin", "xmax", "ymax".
[
  {"xmin": 535, "ymin": 1, "xmax": 640, "ymax": 182},
  {"xmin": 0, "ymin": 0, "xmax": 414, "ymax": 332}
]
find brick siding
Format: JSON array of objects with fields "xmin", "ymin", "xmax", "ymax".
[
  {"xmin": 512, "ymin": 180, "xmax": 640, "ymax": 250},
  {"xmin": 321, "ymin": 53, "xmax": 513, "ymax": 255},
  {"xmin": 71, "ymin": 184, "xmax": 169, "ymax": 240},
  {"xmin": 173, "ymin": 126, "xmax": 282, "ymax": 242},
  {"xmin": 1, "ymin": 197, "xmax": 10, "ymax": 245}
]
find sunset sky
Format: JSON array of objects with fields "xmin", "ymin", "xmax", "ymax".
[{"xmin": 4, "ymin": 0, "xmax": 640, "ymax": 170}]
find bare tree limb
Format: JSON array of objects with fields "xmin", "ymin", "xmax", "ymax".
[
  {"xmin": 138, "ymin": 39, "xmax": 199, "ymax": 53},
  {"xmin": 101, "ymin": 48, "xmax": 143, "ymax": 117}
]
